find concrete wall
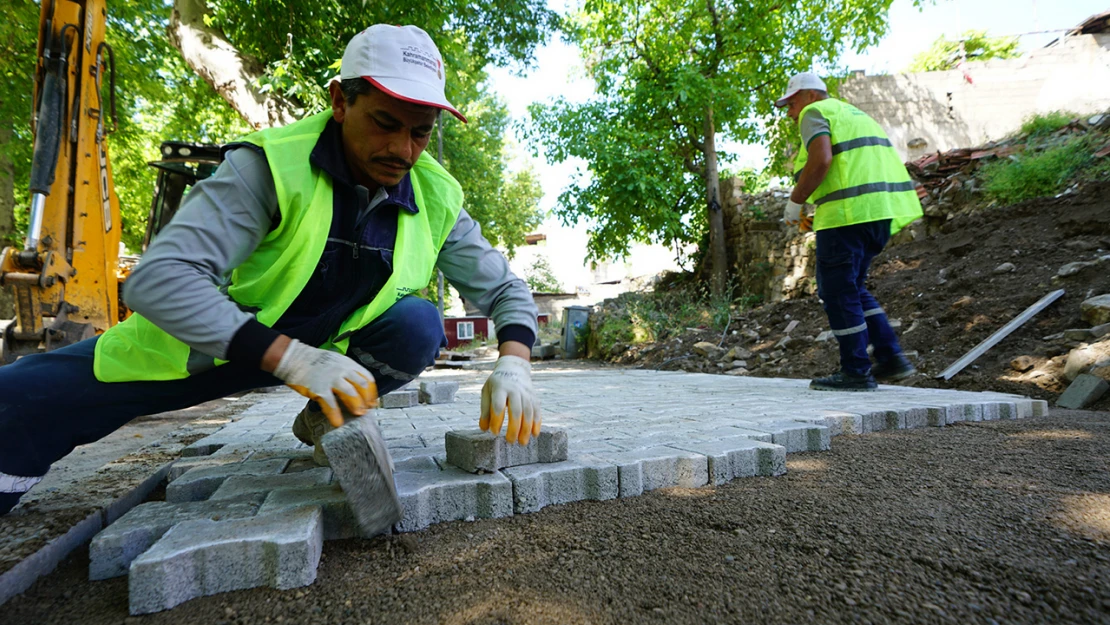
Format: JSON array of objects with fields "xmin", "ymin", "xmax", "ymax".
[{"xmin": 840, "ymin": 33, "xmax": 1110, "ymax": 161}]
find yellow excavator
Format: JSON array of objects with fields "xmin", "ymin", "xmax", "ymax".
[{"xmin": 0, "ymin": 0, "xmax": 221, "ymax": 364}]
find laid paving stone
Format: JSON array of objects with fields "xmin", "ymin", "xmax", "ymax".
[
  {"xmin": 165, "ymin": 459, "xmax": 290, "ymax": 503},
  {"xmin": 393, "ymin": 455, "xmax": 440, "ymax": 473},
  {"xmin": 667, "ymin": 439, "xmax": 786, "ymax": 485},
  {"xmin": 180, "ymin": 433, "xmax": 274, "ymax": 457},
  {"xmin": 590, "ymin": 447, "xmax": 710, "ymax": 498},
  {"xmin": 209, "ymin": 467, "xmax": 333, "ymax": 501},
  {"xmin": 756, "ymin": 421, "xmax": 830, "ymax": 452},
  {"xmin": 166, "ymin": 453, "xmax": 252, "ymax": 482},
  {"xmin": 89, "ymin": 496, "xmax": 264, "ymax": 580},
  {"xmin": 381, "ymin": 389, "xmax": 420, "ymax": 409},
  {"xmin": 128, "ymin": 507, "xmax": 323, "ymax": 615},
  {"xmin": 444, "ymin": 428, "xmax": 569, "ymax": 473},
  {"xmin": 419, "ymin": 381, "xmax": 459, "ymax": 404},
  {"xmin": 501, "ymin": 456, "xmax": 618, "ymax": 514},
  {"xmin": 258, "ymin": 484, "xmax": 359, "ymax": 540},
  {"xmin": 393, "ymin": 466, "xmax": 513, "ymax": 532},
  {"xmin": 1057, "ymin": 374, "xmax": 1110, "ymax": 409},
  {"xmin": 942, "ymin": 403, "xmax": 983, "ymax": 424}
]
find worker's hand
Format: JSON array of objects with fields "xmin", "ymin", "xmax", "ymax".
[
  {"xmin": 799, "ymin": 213, "xmax": 814, "ymax": 233},
  {"xmin": 480, "ymin": 355, "xmax": 540, "ymax": 445},
  {"xmin": 783, "ymin": 199, "xmax": 804, "ymax": 227},
  {"xmin": 273, "ymin": 339, "xmax": 378, "ymax": 428}
]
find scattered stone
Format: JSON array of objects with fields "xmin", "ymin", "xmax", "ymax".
[
  {"xmin": 783, "ymin": 320, "xmax": 799, "ymax": 334},
  {"xmin": 1091, "ymin": 323, "xmax": 1110, "ymax": 339},
  {"xmin": 951, "ymin": 296, "xmax": 974, "ymax": 310},
  {"xmin": 128, "ymin": 508, "xmax": 323, "ymax": 615},
  {"xmin": 773, "ymin": 336, "xmax": 793, "ymax": 350},
  {"xmin": 1064, "ymin": 329, "xmax": 1094, "ymax": 342},
  {"xmin": 530, "ymin": 343, "xmax": 556, "ymax": 360},
  {"xmin": 1010, "ymin": 356, "xmax": 1036, "ymax": 373},
  {"xmin": 692, "ymin": 341, "xmax": 725, "ymax": 358},
  {"xmin": 993, "ymin": 262, "xmax": 1016, "ymax": 274},
  {"xmin": 1063, "ymin": 342, "xmax": 1110, "ymax": 382},
  {"xmin": 727, "ymin": 360, "xmax": 748, "ymax": 370},
  {"xmin": 1056, "ymin": 374, "xmax": 1109, "ymax": 410},
  {"xmin": 419, "ymin": 381, "xmax": 459, "ymax": 405},
  {"xmin": 209, "ymin": 467, "xmax": 333, "ymax": 501},
  {"xmin": 1057, "ymin": 260, "xmax": 1099, "ymax": 278},
  {"xmin": 725, "ymin": 368, "xmax": 751, "ymax": 376},
  {"xmin": 1091, "ymin": 366, "xmax": 1110, "ymax": 383},
  {"xmin": 816, "ymin": 330, "xmax": 833, "ymax": 342},
  {"xmin": 1081, "ymin": 294, "xmax": 1110, "ymax": 326},
  {"xmin": 723, "ymin": 347, "xmax": 753, "ymax": 360},
  {"xmin": 380, "ymin": 389, "xmax": 419, "ymax": 409},
  {"xmin": 445, "ymin": 428, "xmax": 569, "ymax": 473}
]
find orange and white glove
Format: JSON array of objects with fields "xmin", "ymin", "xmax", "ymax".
[
  {"xmin": 480, "ymin": 355, "xmax": 541, "ymax": 445},
  {"xmin": 783, "ymin": 199, "xmax": 803, "ymax": 227},
  {"xmin": 273, "ymin": 339, "xmax": 378, "ymax": 427}
]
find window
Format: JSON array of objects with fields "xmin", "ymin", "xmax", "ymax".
[{"xmin": 457, "ymin": 321, "xmax": 475, "ymax": 340}]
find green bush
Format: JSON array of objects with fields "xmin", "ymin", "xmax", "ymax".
[
  {"xmin": 1019, "ymin": 111, "xmax": 1078, "ymax": 138},
  {"xmin": 980, "ymin": 137, "xmax": 1094, "ymax": 205}
]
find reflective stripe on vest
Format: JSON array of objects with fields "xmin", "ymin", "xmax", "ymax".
[
  {"xmin": 93, "ymin": 111, "xmax": 463, "ymax": 382},
  {"xmin": 793, "ymin": 98, "xmax": 922, "ymax": 235}
]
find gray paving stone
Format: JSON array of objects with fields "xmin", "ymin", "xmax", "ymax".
[
  {"xmin": 394, "ymin": 456, "xmax": 440, "ymax": 473},
  {"xmin": 181, "ymin": 433, "xmax": 273, "ymax": 457},
  {"xmin": 258, "ymin": 484, "xmax": 359, "ymax": 540},
  {"xmin": 667, "ymin": 439, "xmax": 786, "ymax": 485},
  {"xmin": 501, "ymin": 456, "xmax": 618, "ymax": 513},
  {"xmin": 165, "ymin": 459, "xmax": 290, "ymax": 503},
  {"xmin": 166, "ymin": 453, "xmax": 252, "ymax": 482},
  {"xmin": 590, "ymin": 447, "xmax": 710, "ymax": 497},
  {"xmin": 393, "ymin": 466, "xmax": 513, "ymax": 532},
  {"xmin": 89, "ymin": 496, "xmax": 264, "ymax": 580},
  {"xmin": 444, "ymin": 428, "xmax": 569, "ymax": 473},
  {"xmin": 943, "ymin": 403, "xmax": 983, "ymax": 424},
  {"xmin": 1057, "ymin": 374, "xmax": 1110, "ymax": 409},
  {"xmin": 128, "ymin": 507, "xmax": 323, "ymax": 615},
  {"xmin": 419, "ymin": 381, "xmax": 459, "ymax": 404},
  {"xmin": 381, "ymin": 389, "xmax": 420, "ymax": 409},
  {"xmin": 321, "ymin": 416, "xmax": 403, "ymax": 538},
  {"xmin": 209, "ymin": 467, "xmax": 333, "ymax": 501}
]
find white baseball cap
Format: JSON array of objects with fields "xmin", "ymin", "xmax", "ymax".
[
  {"xmin": 774, "ymin": 72, "xmax": 828, "ymax": 108},
  {"xmin": 340, "ymin": 24, "xmax": 467, "ymax": 122}
]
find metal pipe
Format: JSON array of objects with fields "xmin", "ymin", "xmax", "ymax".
[{"xmin": 25, "ymin": 193, "xmax": 46, "ymax": 250}]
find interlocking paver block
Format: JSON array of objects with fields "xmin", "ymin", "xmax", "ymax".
[
  {"xmin": 165, "ymin": 459, "xmax": 290, "ymax": 503},
  {"xmin": 209, "ymin": 467, "xmax": 333, "ymax": 501},
  {"xmin": 181, "ymin": 433, "xmax": 273, "ymax": 457},
  {"xmin": 750, "ymin": 421, "xmax": 830, "ymax": 452},
  {"xmin": 166, "ymin": 452, "xmax": 252, "ymax": 482},
  {"xmin": 128, "ymin": 507, "xmax": 323, "ymax": 615},
  {"xmin": 944, "ymin": 403, "xmax": 983, "ymax": 424},
  {"xmin": 668, "ymin": 439, "xmax": 786, "ymax": 485},
  {"xmin": 393, "ymin": 466, "xmax": 513, "ymax": 532},
  {"xmin": 322, "ymin": 416, "xmax": 403, "ymax": 537},
  {"xmin": 258, "ymin": 484, "xmax": 359, "ymax": 540},
  {"xmin": 381, "ymin": 389, "xmax": 420, "ymax": 409},
  {"xmin": 89, "ymin": 496, "xmax": 264, "ymax": 580},
  {"xmin": 420, "ymin": 381, "xmax": 459, "ymax": 404},
  {"xmin": 502, "ymin": 456, "xmax": 618, "ymax": 513},
  {"xmin": 444, "ymin": 428, "xmax": 568, "ymax": 473},
  {"xmin": 591, "ymin": 447, "xmax": 709, "ymax": 498}
]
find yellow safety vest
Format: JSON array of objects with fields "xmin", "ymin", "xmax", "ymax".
[
  {"xmin": 794, "ymin": 98, "xmax": 922, "ymax": 234},
  {"xmin": 93, "ymin": 111, "xmax": 463, "ymax": 382}
]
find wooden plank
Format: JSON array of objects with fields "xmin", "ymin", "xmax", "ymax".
[{"xmin": 936, "ymin": 289, "xmax": 1066, "ymax": 381}]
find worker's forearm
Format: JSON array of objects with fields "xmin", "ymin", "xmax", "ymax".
[
  {"xmin": 498, "ymin": 340, "xmax": 531, "ymax": 361},
  {"xmin": 790, "ymin": 162, "xmax": 830, "ymax": 204},
  {"xmin": 261, "ymin": 334, "xmax": 293, "ymax": 373}
]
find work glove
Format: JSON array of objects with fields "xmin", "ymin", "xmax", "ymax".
[
  {"xmin": 480, "ymin": 355, "xmax": 541, "ymax": 445},
  {"xmin": 783, "ymin": 199, "xmax": 804, "ymax": 227},
  {"xmin": 273, "ymin": 339, "xmax": 378, "ymax": 428},
  {"xmin": 799, "ymin": 213, "xmax": 814, "ymax": 233}
]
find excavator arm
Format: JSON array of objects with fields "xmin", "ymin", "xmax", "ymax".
[{"xmin": 1, "ymin": 0, "xmax": 121, "ymax": 363}]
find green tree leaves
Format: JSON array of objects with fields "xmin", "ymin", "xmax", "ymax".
[{"xmin": 906, "ymin": 30, "xmax": 1020, "ymax": 73}]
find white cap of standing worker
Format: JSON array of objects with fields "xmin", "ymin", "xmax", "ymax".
[
  {"xmin": 340, "ymin": 24, "xmax": 467, "ymax": 122},
  {"xmin": 774, "ymin": 72, "xmax": 828, "ymax": 108}
]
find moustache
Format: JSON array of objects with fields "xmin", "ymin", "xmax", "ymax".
[{"xmin": 372, "ymin": 157, "xmax": 412, "ymax": 169}]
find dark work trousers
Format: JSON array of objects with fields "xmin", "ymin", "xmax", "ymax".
[
  {"xmin": 815, "ymin": 219, "xmax": 904, "ymax": 376},
  {"xmin": 0, "ymin": 295, "xmax": 445, "ymax": 492}
]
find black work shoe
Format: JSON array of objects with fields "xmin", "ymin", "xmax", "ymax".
[
  {"xmin": 810, "ymin": 370, "xmax": 878, "ymax": 392},
  {"xmin": 872, "ymin": 354, "xmax": 917, "ymax": 382}
]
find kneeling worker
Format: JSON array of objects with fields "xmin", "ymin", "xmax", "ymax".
[
  {"xmin": 775, "ymin": 72, "xmax": 923, "ymax": 391},
  {"xmin": 0, "ymin": 25, "xmax": 539, "ymax": 515}
]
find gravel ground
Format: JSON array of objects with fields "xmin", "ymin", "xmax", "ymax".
[{"xmin": 3, "ymin": 408, "xmax": 1109, "ymax": 625}]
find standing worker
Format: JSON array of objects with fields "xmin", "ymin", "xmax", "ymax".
[
  {"xmin": 0, "ymin": 24, "xmax": 540, "ymax": 516},
  {"xmin": 775, "ymin": 72, "xmax": 923, "ymax": 391}
]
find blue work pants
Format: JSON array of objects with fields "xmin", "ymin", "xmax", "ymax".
[
  {"xmin": 0, "ymin": 296, "xmax": 445, "ymax": 484},
  {"xmin": 815, "ymin": 219, "xmax": 903, "ymax": 376}
]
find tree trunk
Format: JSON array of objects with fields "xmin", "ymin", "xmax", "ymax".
[
  {"xmin": 703, "ymin": 106, "xmax": 728, "ymax": 300},
  {"xmin": 0, "ymin": 126, "xmax": 15, "ymax": 317},
  {"xmin": 168, "ymin": 0, "xmax": 299, "ymax": 129}
]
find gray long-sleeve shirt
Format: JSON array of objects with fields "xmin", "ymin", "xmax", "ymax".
[{"xmin": 123, "ymin": 146, "xmax": 538, "ymax": 362}]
